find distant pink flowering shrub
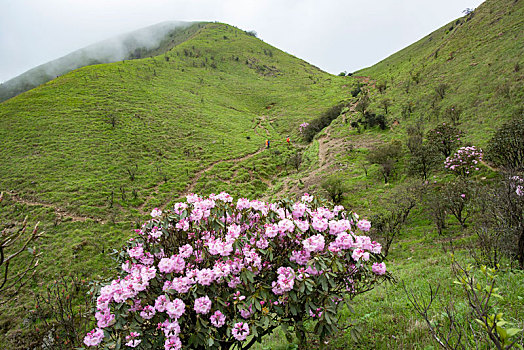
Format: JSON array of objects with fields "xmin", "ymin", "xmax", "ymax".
[
  {"xmin": 444, "ymin": 146, "xmax": 483, "ymax": 176},
  {"xmin": 85, "ymin": 193, "xmax": 389, "ymax": 349},
  {"xmin": 299, "ymin": 122, "xmax": 310, "ymax": 134}
]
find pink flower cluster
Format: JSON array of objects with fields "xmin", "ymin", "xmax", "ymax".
[
  {"xmin": 511, "ymin": 176, "xmax": 524, "ymax": 197},
  {"xmin": 299, "ymin": 122, "xmax": 310, "ymax": 133},
  {"xmin": 85, "ymin": 192, "xmax": 387, "ymax": 349},
  {"xmin": 444, "ymin": 146, "xmax": 483, "ymax": 176}
]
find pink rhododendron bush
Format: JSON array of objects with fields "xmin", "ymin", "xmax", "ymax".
[
  {"xmin": 444, "ymin": 146, "xmax": 483, "ymax": 176},
  {"xmin": 84, "ymin": 192, "xmax": 389, "ymax": 349}
]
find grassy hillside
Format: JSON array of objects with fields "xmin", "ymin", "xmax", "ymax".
[
  {"xmin": 0, "ymin": 22, "xmax": 347, "ymax": 221},
  {"xmin": 0, "ymin": 22, "xmax": 350, "ymax": 345},
  {"xmin": 355, "ymin": 0, "xmax": 523, "ymax": 146},
  {"xmin": 0, "ymin": 21, "xmax": 206, "ymax": 102},
  {"xmin": 0, "ymin": 0, "xmax": 523, "ymax": 348}
]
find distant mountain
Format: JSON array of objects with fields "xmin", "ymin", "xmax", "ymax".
[
  {"xmin": 0, "ymin": 22, "xmax": 346, "ymax": 220},
  {"xmin": 0, "ymin": 21, "xmax": 207, "ymax": 102}
]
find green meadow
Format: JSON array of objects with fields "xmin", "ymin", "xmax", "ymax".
[{"xmin": 0, "ymin": 0, "xmax": 523, "ymax": 348}]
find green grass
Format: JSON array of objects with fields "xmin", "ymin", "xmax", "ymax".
[
  {"xmin": 355, "ymin": 0, "xmax": 523, "ymax": 147},
  {"xmin": 1, "ymin": 0, "xmax": 523, "ymax": 347},
  {"xmin": 0, "ymin": 22, "xmax": 348, "ymax": 222}
]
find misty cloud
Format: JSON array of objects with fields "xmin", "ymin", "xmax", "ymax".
[{"xmin": 0, "ymin": 21, "xmax": 196, "ymax": 102}]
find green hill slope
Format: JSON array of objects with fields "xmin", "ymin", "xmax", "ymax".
[
  {"xmin": 0, "ymin": 22, "xmax": 350, "ymax": 344},
  {"xmin": 0, "ymin": 21, "xmax": 206, "ymax": 102},
  {"xmin": 0, "ymin": 22, "xmax": 347, "ymax": 222},
  {"xmin": 355, "ymin": 0, "xmax": 523, "ymax": 144}
]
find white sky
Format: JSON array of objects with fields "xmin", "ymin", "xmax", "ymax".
[{"xmin": 0, "ymin": 0, "xmax": 485, "ymax": 83}]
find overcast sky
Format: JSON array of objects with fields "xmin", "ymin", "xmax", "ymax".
[{"xmin": 0, "ymin": 0, "xmax": 485, "ymax": 83}]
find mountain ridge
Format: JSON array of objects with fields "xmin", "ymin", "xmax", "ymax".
[{"xmin": 0, "ymin": 21, "xmax": 207, "ymax": 102}]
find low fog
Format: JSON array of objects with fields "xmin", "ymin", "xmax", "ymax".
[{"xmin": 0, "ymin": 21, "xmax": 194, "ymax": 102}]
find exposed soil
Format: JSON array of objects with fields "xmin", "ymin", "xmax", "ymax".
[{"xmin": 269, "ymin": 78, "xmax": 382, "ymax": 200}]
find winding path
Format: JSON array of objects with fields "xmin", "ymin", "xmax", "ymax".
[
  {"xmin": 6, "ymin": 191, "xmax": 106, "ymax": 224},
  {"xmin": 140, "ymin": 116, "xmax": 274, "ymax": 213}
]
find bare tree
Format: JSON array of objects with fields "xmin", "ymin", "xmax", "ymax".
[{"xmin": 0, "ymin": 193, "xmax": 44, "ymax": 302}]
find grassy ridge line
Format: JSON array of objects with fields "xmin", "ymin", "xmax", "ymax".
[
  {"xmin": 0, "ymin": 22, "xmax": 348, "ymax": 222},
  {"xmin": 355, "ymin": 0, "xmax": 523, "ymax": 146},
  {"xmin": 0, "ymin": 22, "xmax": 208, "ymax": 102}
]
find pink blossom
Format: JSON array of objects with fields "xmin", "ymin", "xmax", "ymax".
[
  {"xmin": 155, "ymin": 295, "xmax": 169, "ymax": 312},
  {"xmin": 301, "ymin": 192, "xmax": 314, "ymax": 202},
  {"xmin": 196, "ymin": 268, "xmax": 215, "ymax": 285},
  {"xmin": 311, "ymin": 216, "xmax": 328, "ymax": 232},
  {"xmin": 227, "ymin": 224, "xmax": 242, "ymax": 239},
  {"xmin": 372, "ymin": 262, "xmax": 387, "ymax": 275},
  {"xmin": 151, "ymin": 208, "xmax": 162, "ymax": 218},
  {"xmin": 84, "ymin": 328, "xmax": 104, "ymax": 347},
  {"xmin": 166, "ymin": 298, "xmax": 186, "ymax": 319},
  {"xmin": 232, "ymin": 322, "xmax": 250, "ymax": 341},
  {"xmin": 194, "ymin": 296, "xmax": 212, "ymax": 314},
  {"xmin": 140, "ymin": 305, "xmax": 156, "ymax": 320},
  {"xmin": 239, "ymin": 304, "xmax": 253, "ymax": 319},
  {"xmin": 357, "ymin": 220, "xmax": 371, "ymax": 232},
  {"xmin": 335, "ymin": 232, "xmax": 354, "ymax": 249},
  {"xmin": 210, "ymin": 310, "xmax": 226, "ymax": 327},
  {"xmin": 352, "ymin": 248, "xmax": 369, "ymax": 261},
  {"xmin": 302, "ymin": 234, "xmax": 325, "ymax": 253},
  {"xmin": 159, "ymin": 319, "xmax": 181, "ymax": 337},
  {"xmin": 265, "ymin": 224, "xmax": 279, "ymax": 238},
  {"xmin": 164, "ymin": 336, "xmax": 182, "ymax": 350},
  {"xmin": 236, "ymin": 198, "xmax": 251, "ymax": 210},
  {"xmin": 170, "ymin": 276, "xmax": 195, "ymax": 293},
  {"xmin": 179, "ymin": 244, "xmax": 193, "ymax": 258},
  {"xmin": 290, "ymin": 250, "xmax": 310, "ymax": 265},
  {"xmin": 294, "ymin": 219, "xmax": 310, "ymax": 232},
  {"xmin": 158, "ymin": 255, "xmax": 186, "ymax": 274},
  {"xmin": 292, "ymin": 202, "xmax": 307, "ymax": 218},
  {"xmin": 125, "ymin": 332, "xmax": 141, "ymax": 348},
  {"xmin": 127, "ymin": 244, "xmax": 144, "ymax": 259},
  {"xmin": 95, "ymin": 309, "xmax": 115, "ymax": 328},
  {"xmin": 278, "ymin": 219, "xmax": 295, "ymax": 234}
]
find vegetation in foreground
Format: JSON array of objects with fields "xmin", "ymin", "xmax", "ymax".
[{"xmin": 0, "ymin": 0, "xmax": 523, "ymax": 348}]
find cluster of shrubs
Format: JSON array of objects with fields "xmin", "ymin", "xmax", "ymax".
[
  {"xmin": 301, "ymin": 104, "xmax": 347, "ymax": 142},
  {"xmin": 350, "ymin": 111, "xmax": 387, "ymax": 132}
]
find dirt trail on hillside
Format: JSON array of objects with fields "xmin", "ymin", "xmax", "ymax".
[
  {"xmin": 6, "ymin": 191, "xmax": 106, "ymax": 224},
  {"xmin": 254, "ymin": 115, "xmax": 270, "ymax": 137},
  {"xmin": 269, "ymin": 79, "xmax": 382, "ymax": 200},
  {"xmin": 138, "ymin": 118, "xmax": 273, "ymax": 214}
]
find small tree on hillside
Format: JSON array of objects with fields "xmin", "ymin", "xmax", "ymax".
[
  {"xmin": 355, "ymin": 95, "xmax": 370, "ymax": 116},
  {"xmin": 321, "ymin": 175, "xmax": 348, "ymax": 205},
  {"xmin": 286, "ymin": 151, "xmax": 303, "ymax": 172},
  {"xmin": 367, "ymin": 141, "xmax": 403, "ymax": 183},
  {"xmin": 371, "ymin": 183, "xmax": 419, "ymax": 256},
  {"xmin": 407, "ymin": 124, "xmax": 439, "ymax": 181},
  {"xmin": 486, "ymin": 118, "xmax": 524, "ymax": 171},
  {"xmin": 443, "ymin": 105, "xmax": 462, "ymax": 126},
  {"xmin": 0, "ymin": 193, "xmax": 44, "ymax": 301},
  {"xmin": 427, "ymin": 123, "xmax": 463, "ymax": 158},
  {"xmin": 380, "ymin": 98, "xmax": 392, "ymax": 115},
  {"xmin": 441, "ymin": 179, "xmax": 474, "ymax": 229},
  {"xmin": 376, "ymin": 81, "xmax": 388, "ymax": 94}
]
